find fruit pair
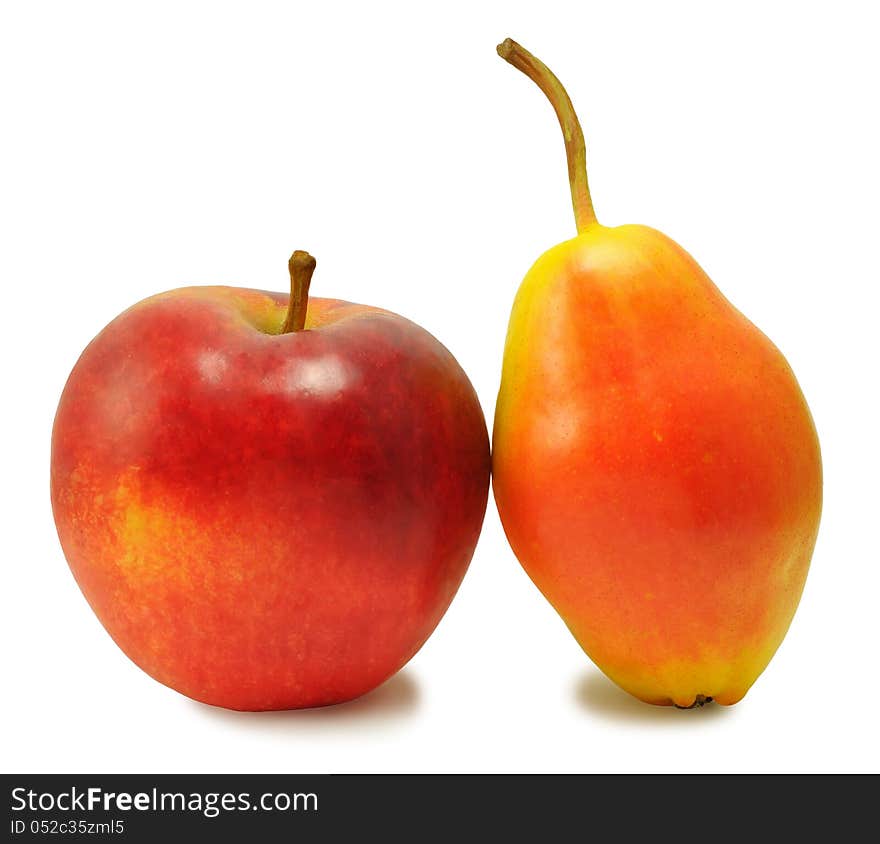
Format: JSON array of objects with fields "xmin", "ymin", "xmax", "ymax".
[{"xmin": 51, "ymin": 40, "xmax": 821, "ymax": 711}]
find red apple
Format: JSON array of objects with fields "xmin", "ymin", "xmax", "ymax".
[{"xmin": 51, "ymin": 251, "xmax": 490, "ymax": 710}]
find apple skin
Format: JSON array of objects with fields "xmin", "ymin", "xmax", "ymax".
[{"xmin": 51, "ymin": 285, "xmax": 490, "ymax": 711}]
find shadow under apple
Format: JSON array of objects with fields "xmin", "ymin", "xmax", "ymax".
[
  {"xmin": 192, "ymin": 669, "xmax": 420, "ymax": 729},
  {"xmin": 573, "ymin": 671, "xmax": 734, "ymax": 725}
]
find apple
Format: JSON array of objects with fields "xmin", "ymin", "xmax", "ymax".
[{"xmin": 51, "ymin": 251, "xmax": 490, "ymax": 710}]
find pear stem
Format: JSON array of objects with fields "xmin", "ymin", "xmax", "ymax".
[
  {"xmin": 281, "ymin": 250, "xmax": 317, "ymax": 333},
  {"xmin": 497, "ymin": 38, "xmax": 597, "ymax": 232}
]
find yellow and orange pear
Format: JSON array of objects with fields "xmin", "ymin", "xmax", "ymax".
[{"xmin": 492, "ymin": 39, "xmax": 822, "ymax": 707}]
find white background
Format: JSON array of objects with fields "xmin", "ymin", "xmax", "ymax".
[{"xmin": 2, "ymin": 1, "xmax": 878, "ymax": 774}]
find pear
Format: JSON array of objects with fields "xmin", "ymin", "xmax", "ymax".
[{"xmin": 492, "ymin": 39, "xmax": 822, "ymax": 707}]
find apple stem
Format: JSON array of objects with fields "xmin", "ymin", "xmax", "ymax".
[
  {"xmin": 497, "ymin": 38, "xmax": 597, "ymax": 233},
  {"xmin": 281, "ymin": 250, "xmax": 317, "ymax": 333}
]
